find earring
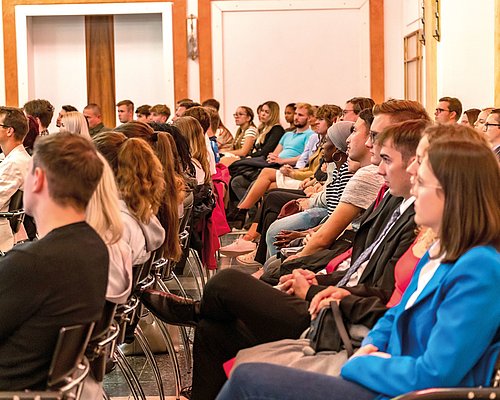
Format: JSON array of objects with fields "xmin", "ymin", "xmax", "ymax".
[{"xmin": 332, "ymin": 150, "xmax": 344, "ymax": 163}]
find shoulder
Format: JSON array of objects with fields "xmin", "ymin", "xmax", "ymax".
[
  {"xmin": 453, "ymin": 246, "xmax": 500, "ymax": 270},
  {"xmin": 244, "ymin": 126, "xmax": 258, "ymax": 136}
]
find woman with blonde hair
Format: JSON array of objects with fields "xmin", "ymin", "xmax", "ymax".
[
  {"xmin": 59, "ymin": 111, "xmax": 91, "ymax": 140},
  {"xmin": 174, "ymin": 116, "xmax": 212, "ymax": 185},
  {"xmin": 94, "ymin": 131, "xmax": 166, "ymax": 265},
  {"xmin": 86, "ymin": 152, "xmax": 133, "ymax": 304}
]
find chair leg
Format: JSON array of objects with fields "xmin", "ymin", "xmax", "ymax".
[
  {"xmin": 114, "ymin": 346, "xmax": 146, "ymax": 400},
  {"xmin": 152, "ymin": 314, "xmax": 183, "ymax": 400},
  {"xmin": 134, "ymin": 324, "xmax": 165, "ymax": 400},
  {"xmin": 188, "ymin": 248, "xmax": 207, "ymax": 292}
]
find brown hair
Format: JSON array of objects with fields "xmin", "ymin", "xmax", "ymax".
[
  {"xmin": 425, "ymin": 123, "xmax": 489, "ymax": 147},
  {"xmin": 33, "ymin": 133, "xmax": 103, "ymax": 210},
  {"xmin": 204, "ymin": 107, "xmax": 221, "ymax": 133},
  {"xmin": 427, "ymin": 137, "xmax": 500, "ymax": 262},
  {"xmin": 150, "ymin": 104, "xmax": 171, "ymax": 119},
  {"xmin": 115, "ymin": 120, "xmax": 155, "ymax": 141},
  {"xmin": 373, "ymin": 99, "xmax": 431, "ymax": 123},
  {"xmin": 173, "ymin": 116, "xmax": 212, "ymax": 185},
  {"xmin": 0, "ymin": 107, "xmax": 28, "ymax": 141},
  {"xmin": 93, "ymin": 131, "xmax": 165, "ymax": 223},
  {"xmin": 377, "ymin": 119, "xmax": 430, "ymax": 162},
  {"xmin": 346, "ymin": 97, "xmax": 375, "ymax": 115},
  {"xmin": 316, "ymin": 104, "xmax": 342, "ymax": 127},
  {"xmin": 295, "ymin": 102, "xmax": 315, "ymax": 116},
  {"xmin": 116, "ymin": 99, "xmax": 134, "ymax": 112},
  {"xmin": 439, "ymin": 96, "xmax": 462, "ymax": 121},
  {"xmin": 23, "ymin": 99, "xmax": 54, "ymax": 129},
  {"xmin": 183, "ymin": 106, "xmax": 211, "ymax": 133},
  {"xmin": 136, "ymin": 104, "xmax": 151, "ymax": 116}
]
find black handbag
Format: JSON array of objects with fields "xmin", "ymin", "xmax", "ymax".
[{"xmin": 305, "ymin": 301, "xmax": 355, "ymax": 357}]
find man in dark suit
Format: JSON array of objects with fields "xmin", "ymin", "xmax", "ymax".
[{"xmin": 142, "ymin": 100, "xmax": 431, "ymax": 400}]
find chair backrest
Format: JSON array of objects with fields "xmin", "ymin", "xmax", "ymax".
[
  {"xmin": 179, "ymin": 190, "xmax": 194, "ymax": 233},
  {"xmin": 47, "ymin": 323, "xmax": 94, "ymax": 389},
  {"xmin": 7, "ymin": 189, "xmax": 24, "ymax": 233}
]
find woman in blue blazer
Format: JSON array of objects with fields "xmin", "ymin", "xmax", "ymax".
[{"xmin": 216, "ymin": 126, "xmax": 500, "ymax": 400}]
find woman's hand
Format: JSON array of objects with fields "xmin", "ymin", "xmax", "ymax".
[{"xmin": 273, "ymin": 230, "xmax": 307, "ymax": 248}]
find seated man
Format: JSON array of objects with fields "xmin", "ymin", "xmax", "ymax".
[
  {"xmin": 0, "ymin": 107, "xmax": 31, "ymax": 251},
  {"xmin": 0, "ymin": 133, "xmax": 109, "ymax": 390}
]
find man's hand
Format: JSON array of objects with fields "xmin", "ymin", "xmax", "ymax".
[
  {"xmin": 274, "ymin": 230, "xmax": 307, "ymax": 248},
  {"xmin": 308, "ymin": 286, "xmax": 351, "ymax": 319},
  {"xmin": 267, "ymin": 153, "xmax": 283, "ymax": 164}
]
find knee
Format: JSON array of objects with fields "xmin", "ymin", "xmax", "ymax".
[{"xmin": 205, "ymin": 268, "xmax": 246, "ymax": 296}]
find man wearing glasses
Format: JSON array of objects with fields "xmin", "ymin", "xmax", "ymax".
[
  {"xmin": 484, "ymin": 108, "xmax": 500, "ymax": 159},
  {"xmin": 0, "ymin": 107, "xmax": 30, "ymax": 252},
  {"xmin": 340, "ymin": 97, "xmax": 375, "ymax": 123},
  {"xmin": 434, "ymin": 96, "xmax": 462, "ymax": 124}
]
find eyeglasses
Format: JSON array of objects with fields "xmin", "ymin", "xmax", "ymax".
[
  {"xmin": 342, "ymin": 109, "xmax": 355, "ymax": 116},
  {"xmin": 483, "ymin": 123, "xmax": 500, "ymax": 131},
  {"xmin": 413, "ymin": 176, "xmax": 442, "ymax": 191},
  {"xmin": 435, "ymin": 108, "xmax": 450, "ymax": 114},
  {"xmin": 0, "ymin": 123, "xmax": 11, "ymax": 129},
  {"xmin": 233, "ymin": 113, "xmax": 248, "ymax": 117}
]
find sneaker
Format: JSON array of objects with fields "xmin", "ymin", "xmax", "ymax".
[
  {"xmin": 236, "ymin": 249, "xmax": 262, "ymax": 267},
  {"xmin": 219, "ymin": 238, "xmax": 256, "ymax": 257}
]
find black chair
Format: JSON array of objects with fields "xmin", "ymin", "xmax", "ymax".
[
  {"xmin": 394, "ymin": 352, "xmax": 500, "ymax": 399},
  {"xmin": 0, "ymin": 189, "xmax": 25, "ymax": 234},
  {"xmin": 47, "ymin": 323, "xmax": 94, "ymax": 398}
]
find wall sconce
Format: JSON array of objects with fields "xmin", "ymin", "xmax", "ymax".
[
  {"xmin": 433, "ymin": 0, "xmax": 440, "ymax": 42},
  {"xmin": 187, "ymin": 14, "xmax": 198, "ymax": 60}
]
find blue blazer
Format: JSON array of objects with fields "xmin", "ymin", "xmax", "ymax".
[{"xmin": 341, "ymin": 245, "xmax": 500, "ymax": 399}]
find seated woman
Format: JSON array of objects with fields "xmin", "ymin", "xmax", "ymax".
[
  {"xmin": 174, "ymin": 116, "xmax": 212, "ymax": 186},
  {"xmin": 59, "ymin": 111, "xmax": 91, "ymax": 140},
  {"xmin": 217, "ymin": 131, "xmax": 500, "ymax": 400},
  {"xmin": 86, "ymin": 152, "xmax": 133, "ymax": 304},
  {"xmin": 219, "ymin": 106, "xmax": 258, "ymax": 165},
  {"xmin": 94, "ymin": 132, "xmax": 166, "ymax": 265},
  {"xmin": 236, "ymin": 104, "xmax": 341, "ymax": 210},
  {"xmin": 227, "ymin": 101, "xmax": 285, "ymax": 208}
]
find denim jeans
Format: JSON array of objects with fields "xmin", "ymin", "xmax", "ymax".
[
  {"xmin": 266, "ymin": 207, "xmax": 329, "ymax": 258},
  {"xmin": 216, "ymin": 363, "xmax": 378, "ymax": 400}
]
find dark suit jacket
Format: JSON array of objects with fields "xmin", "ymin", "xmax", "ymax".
[{"xmin": 306, "ymin": 194, "xmax": 417, "ymax": 325}]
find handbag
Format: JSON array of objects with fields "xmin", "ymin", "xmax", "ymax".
[
  {"xmin": 304, "ymin": 301, "xmax": 355, "ymax": 357},
  {"xmin": 277, "ymin": 199, "xmax": 302, "ymax": 219}
]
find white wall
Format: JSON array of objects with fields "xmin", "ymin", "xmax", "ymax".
[
  {"xmin": 212, "ymin": 0, "xmax": 371, "ymax": 132},
  {"xmin": 437, "ymin": 0, "xmax": 495, "ymax": 110},
  {"xmin": 187, "ymin": 0, "xmax": 200, "ymax": 102},
  {"xmin": 114, "ymin": 13, "xmax": 174, "ymax": 120},
  {"xmin": 28, "ymin": 15, "xmax": 87, "ymax": 131}
]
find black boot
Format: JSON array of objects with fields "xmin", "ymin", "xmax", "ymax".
[{"xmin": 140, "ymin": 290, "xmax": 200, "ymax": 327}]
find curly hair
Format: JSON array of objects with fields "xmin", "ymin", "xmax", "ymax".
[{"xmin": 94, "ymin": 131, "xmax": 166, "ymax": 223}]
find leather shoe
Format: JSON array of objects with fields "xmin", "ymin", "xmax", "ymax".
[{"xmin": 140, "ymin": 289, "xmax": 200, "ymax": 327}]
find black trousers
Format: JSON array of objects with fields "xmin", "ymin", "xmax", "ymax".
[
  {"xmin": 191, "ymin": 269, "xmax": 311, "ymax": 400},
  {"xmin": 254, "ymin": 188, "xmax": 307, "ymax": 264}
]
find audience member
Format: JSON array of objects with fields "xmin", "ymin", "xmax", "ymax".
[
  {"xmin": 460, "ymin": 107, "xmax": 480, "ymax": 127},
  {"xmin": 55, "ymin": 104, "xmax": 77, "ymax": 128},
  {"xmin": 434, "ymin": 96, "xmax": 462, "ymax": 124},
  {"xmin": 219, "ymin": 106, "xmax": 257, "ymax": 164},
  {"xmin": 94, "ymin": 132, "xmax": 165, "ymax": 264},
  {"xmin": 23, "ymin": 115, "xmax": 39, "ymax": 155},
  {"xmin": 218, "ymin": 131, "xmax": 500, "ymax": 400},
  {"xmin": 59, "ymin": 111, "xmax": 91, "ymax": 139},
  {"xmin": 0, "ymin": 107, "xmax": 30, "ymax": 252},
  {"xmin": 284, "ymin": 103, "xmax": 296, "ymax": 131},
  {"xmin": 340, "ymin": 97, "xmax": 375, "ymax": 122},
  {"xmin": 484, "ymin": 108, "xmax": 500, "ymax": 158},
  {"xmin": 23, "ymin": 99, "xmax": 54, "ymax": 135},
  {"xmin": 0, "ymin": 133, "xmax": 108, "ymax": 390},
  {"xmin": 83, "ymin": 103, "xmax": 110, "ymax": 137},
  {"xmin": 135, "ymin": 104, "xmax": 151, "ymax": 122},
  {"xmin": 116, "ymin": 99, "xmax": 134, "ymax": 124},
  {"xmin": 474, "ymin": 107, "xmax": 494, "ymax": 132},
  {"xmin": 150, "ymin": 104, "xmax": 171, "ymax": 123}
]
